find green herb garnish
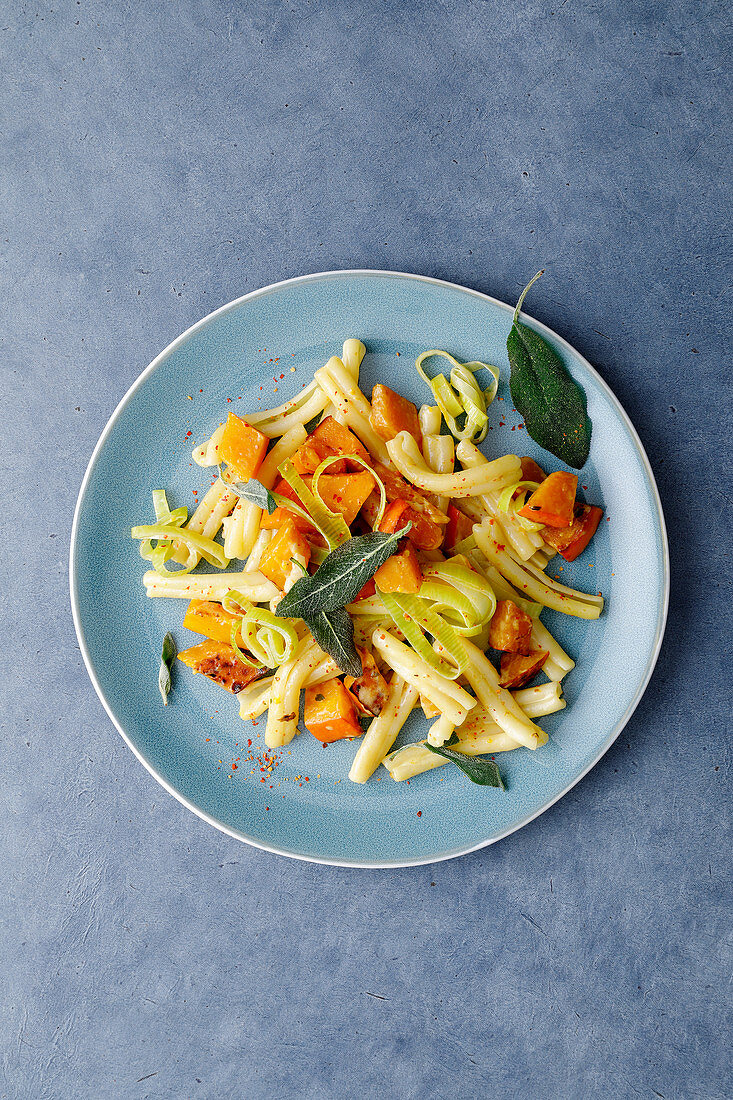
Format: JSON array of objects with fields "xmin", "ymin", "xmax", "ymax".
[
  {"xmin": 159, "ymin": 631, "xmax": 177, "ymax": 705},
  {"xmin": 219, "ymin": 471, "xmax": 277, "ymax": 513},
  {"xmin": 275, "ymin": 525, "xmax": 411, "ymax": 620},
  {"xmin": 424, "ymin": 732, "xmax": 505, "ymax": 788},
  {"xmin": 305, "ymin": 608, "xmax": 362, "ymax": 679},
  {"xmin": 507, "ymin": 271, "xmax": 592, "ymax": 469}
]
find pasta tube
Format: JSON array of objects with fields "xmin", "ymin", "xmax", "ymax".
[
  {"xmin": 387, "ymin": 432, "xmax": 520, "ymax": 497},
  {"xmin": 143, "ymin": 570, "xmax": 278, "ymax": 603},
  {"xmin": 172, "ymin": 478, "xmax": 236, "ymax": 566},
  {"xmin": 371, "ymin": 629, "xmax": 476, "ymax": 727},
  {"xmin": 530, "ymin": 620, "xmax": 575, "ymax": 682},
  {"xmin": 422, "ymin": 433, "xmax": 455, "ymax": 513},
  {"xmin": 384, "ymin": 682, "xmax": 565, "ymax": 781},
  {"xmin": 222, "ymin": 424, "xmax": 307, "ymax": 560},
  {"xmin": 474, "ymin": 524, "xmax": 604, "ymax": 619},
  {"xmin": 265, "ymin": 634, "xmax": 325, "ymax": 748},
  {"xmin": 193, "ymin": 422, "xmax": 225, "ymax": 467},
  {"xmin": 238, "ymin": 653, "xmax": 341, "ymax": 721},
  {"xmin": 457, "ymin": 637, "xmax": 547, "ymax": 750},
  {"xmin": 315, "ymin": 356, "xmax": 391, "ymax": 465},
  {"xmin": 348, "ymin": 675, "xmax": 418, "ymax": 784}
]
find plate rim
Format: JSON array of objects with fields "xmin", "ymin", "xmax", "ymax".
[{"xmin": 69, "ymin": 268, "xmax": 670, "ymax": 868}]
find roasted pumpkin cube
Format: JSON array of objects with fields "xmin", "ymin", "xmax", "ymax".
[
  {"xmin": 376, "ymin": 497, "xmax": 442, "ymax": 551},
  {"xmin": 304, "ymin": 677, "xmax": 362, "ymax": 743},
  {"xmin": 364, "ymin": 463, "xmax": 448, "ymax": 527},
  {"xmin": 260, "ymin": 472, "xmax": 375, "ymax": 531},
  {"xmin": 370, "ymin": 384, "xmax": 422, "ymax": 444},
  {"xmin": 517, "ymin": 470, "xmax": 577, "ymax": 527},
  {"xmin": 541, "ymin": 503, "xmax": 603, "ymax": 561},
  {"xmin": 259, "ymin": 518, "xmax": 311, "ymax": 590},
  {"xmin": 183, "ymin": 599, "xmax": 243, "ymax": 645},
  {"xmin": 292, "ymin": 441, "xmax": 347, "ymax": 476},
  {"xmin": 344, "ymin": 649, "xmax": 390, "ymax": 716},
  {"xmin": 219, "ymin": 413, "xmax": 269, "ymax": 481},
  {"xmin": 374, "ymin": 543, "xmax": 422, "ymax": 593},
  {"xmin": 309, "ymin": 416, "xmax": 370, "ymax": 469},
  {"xmin": 489, "ymin": 599, "xmax": 533, "ymax": 654},
  {"xmin": 498, "ymin": 649, "xmax": 549, "ymax": 689},
  {"xmin": 178, "ymin": 639, "xmax": 264, "ymax": 694}
]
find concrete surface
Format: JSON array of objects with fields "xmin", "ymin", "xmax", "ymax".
[{"xmin": 1, "ymin": 1, "xmax": 730, "ymax": 1098}]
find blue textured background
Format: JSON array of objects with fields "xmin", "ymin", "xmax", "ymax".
[{"xmin": 2, "ymin": 1, "xmax": 730, "ymax": 1098}]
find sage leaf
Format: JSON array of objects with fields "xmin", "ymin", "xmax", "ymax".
[
  {"xmin": 276, "ymin": 524, "xmax": 411, "ymax": 620},
  {"xmin": 159, "ymin": 631, "xmax": 176, "ymax": 705},
  {"xmin": 507, "ymin": 271, "xmax": 592, "ymax": 469},
  {"xmin": 219, "ymin": 470, "xmax": 277, "ymax": 513},
  {"xmin": 305, "ymin": 607, "xmax": 362, "ymax": 678},
  {"xmin": 424, "ymin": 736, "xmax": 506, "ymax": 788}
]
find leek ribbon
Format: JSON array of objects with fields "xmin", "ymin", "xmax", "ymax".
[
  {"xmin": 221, "ymin": 590, "xmax": 298, "ymax": 668},
  {"xmin": 131, "ymin": 490, "xmax": 228, "ymax": 576},
  {"xmin": 497, "ymin": 479, "xmax": 543, "ymax": 532},
  {"xmin": 415, "ymin": 350, "xmax": 499, "ymax": 443}
]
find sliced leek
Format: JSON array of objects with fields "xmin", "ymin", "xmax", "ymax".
[{"xmin": 415, "ymin": 349, "xmax": 499, "ymax": 443}]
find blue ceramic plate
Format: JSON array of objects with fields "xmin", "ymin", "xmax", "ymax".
[{"xmin": 70, "ymin": 271, "xmax": 668, "ymax": 867}]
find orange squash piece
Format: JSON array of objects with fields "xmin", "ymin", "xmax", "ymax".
[
  {"xmin": 370, "ymin": 384, "xmax": 422, "ymax": 444},
  {"xmin": 443, "ymin": 503, "xmax": 474, "ymax": 551},
  {"xmin": 517, "ymin": 471, "xmax": 577, "ymax": 527},
  {"xmin": 498, "ymin": 649, "xmax": 549, "ymax": 689},
  {"xmin": 218, "ymin": 412, "xmax": 269, "ymax": 481},
  {"xmin": 376, "ymin": 497, "xmax": 442, "ymax": 550},
  {"xmin": 374, "ymin": 543, "xmax": 422, "ymax": 593},
  {"xmin": 353, "ymin": 578, "xmax": 376, "ymax": 601},
  {"xmin": 541, "ymin": 504, "xmax": 603, "ymax": 561},
  {"xmin": 304, "ymin": 677, "xmax": 362, "ymax": 743},
  {"xmin": 183, "ymin": 599, "xmax": 244, "ymax": 645},
  {"xmin": 178, "ymin": 639, "xmax": 263, "ymax": 694},
  {"xmin": 367, "ymin": 463, "xmax": 447, "ymax": 527},
  {"xmin": 309, "ymin": 416, "xmax": 371, "ymax": 468},
  {"xmin": 258, "ymin": 517, "xmax": 311, "ymax": 589},
  {"xmin": 489, "ymin": 600, "xmax": 533, "ymax": 654},
  {"xmin": 260, "ymin": 472, "xmax": 375, "ymax": 531},
  {"xmin": 344, "ymin": 649, "xmax": 390, "ymax": 717},
  {"xmin": 291, "ymin": 441, "xmax": 347, "ymax": 476},
  {"xmin": 519, "ymin": 456, "xmax": 547, "ymax": 484}
]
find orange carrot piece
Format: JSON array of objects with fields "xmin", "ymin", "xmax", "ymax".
[
  {"xmin": 519, "ymin": 456, "xmax": 547, "ymax": 484},
  {"xmin": 443, "ymin": 503, "xmax": 474, "ymax": 551},
  {"xmin": 259, "ymin": 472, "xmax": 375, "ymax": 531},
  {"xmin": 543, "ymin": 504, "xmax": 603, "ymax": 561}
]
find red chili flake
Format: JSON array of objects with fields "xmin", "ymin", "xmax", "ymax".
[
  {"xmin": 227, "ymin": 397, "xmax": 232, "ymax": 403},
  {"xmin": 232, "ymin": 763, "xmax": 238, "ymax": 770},
  {"xmin": 280, "ymin": 373, "xmax": 285, "ymax": 379},
  {"xmin": 247, "ymin": 739, "xmax": 252, "ymax": 747},
  {"xmin": 417, "ymin": 811, "xmax": 422, "ymax": 817},
  {"xmin": 582, "ymin": 485, "xmax": 588, "ymax": 490},
  {"xmin": 497, "ymin": 544, "xmax": 505, "ymax": 551},
  {"xmin": 265, "ymin": 807, "xmax": 270, "ymax": 811}
]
